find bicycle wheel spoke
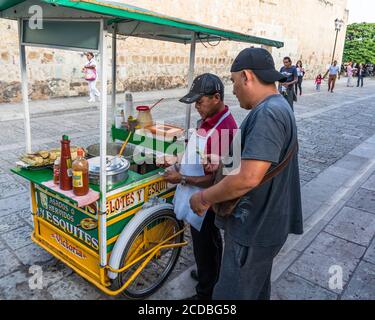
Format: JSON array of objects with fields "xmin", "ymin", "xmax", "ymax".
[{"xmin": 117, "ymin": 212, "xmax": 183, "ymax": 298}]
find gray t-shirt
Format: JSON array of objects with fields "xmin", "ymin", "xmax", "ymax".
[{"xmin": 215, "ymin": 94, "xmax": 303, "ymax": 247}]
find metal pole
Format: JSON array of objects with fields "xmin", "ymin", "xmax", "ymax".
[
  {"xmin": 99, "ymin": 20, "xmax": 108, "ymax": 268},
  {"xmin": 111, "ymin": 23, "xmax": 117, "ymax": 123},
  {"xmin": 185, "ymin": 32, "xmax": 197, "ymax": 141},
  {"xmin": 331, "ymin": 29, "xmax": 339, "ymax": 65},
  {"xmin": 18, "ymin": 19, "xmax": 34, "ymax": 214},
  {"xmin": 18, "ymin": 19, "xmax": 31, "ymax": 153}
]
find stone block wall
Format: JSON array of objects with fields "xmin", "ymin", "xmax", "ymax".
[{"xmin": 0, "ymin": 0, "xmax": 349, "ymax": 102}]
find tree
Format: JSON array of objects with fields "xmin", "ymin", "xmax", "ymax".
[{"xmin": 343, "ymin": 23, "xmax": 375, "ymax": 64}]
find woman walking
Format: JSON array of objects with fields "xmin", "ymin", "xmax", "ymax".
[
  {"xmin": 295, "ymin": 60, "xmax": 305, "ymax": 96},
  {"xmin": 83, "ymin": 52, "xmax": 100, "ymax": 103},
  {"xmin": 346, "ymin": 62, "xmax": 354, "ymax": 87}
]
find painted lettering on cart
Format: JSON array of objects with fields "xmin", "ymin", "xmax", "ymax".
[
  {"xmin": 148, "ymin": 180, "xmax": 169, "ymax": 197},
  {"xmin": 51, "ymin": 233, "xmax": 86, "ymax": 259},
  {"xmin": 38, "ymin": 208, "xmax": 99, "ymax": 251},
  {"xmin": 106, "ymin": 189, "xmax": 144, "ymax": 217}
]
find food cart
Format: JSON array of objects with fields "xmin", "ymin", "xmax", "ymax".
[{"xmin": 1, "ymin": 0, "xmax": 283, "ymax": 298}]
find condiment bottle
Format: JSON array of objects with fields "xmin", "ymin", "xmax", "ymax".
[
  {"xmin": 53, "ymin": 158, "xmax": 60, "ymax": 185},
  {"xmin": 59, "ymin": 135, "xmax": 73, "ymax": 190},
  {"xmin": 136, "ymin": 106, "xmax": 153, "ymax": 128},
  {"xmin": 72, "ymin": 148, "xmax": 89, "ymax": 196}
]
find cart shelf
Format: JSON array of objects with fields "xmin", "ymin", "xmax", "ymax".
[
  {"xmin": 111, "ymin": 125, "xmax": 185, "ymax": 155},
  {"xmin": 11, "ymin": 165, "xmax": 165, "ymax": 203}
]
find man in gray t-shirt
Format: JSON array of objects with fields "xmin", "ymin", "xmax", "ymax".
[{"xmin": 189, "ymin": 48, "xmax": 303, "ymax": 300}]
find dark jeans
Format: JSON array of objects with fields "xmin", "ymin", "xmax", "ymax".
[
  {"xmin": 295, "ymin": 76, "xmax": 303, "ymax": 95},
  {"xmin": 281, "ymin": 88, "xmax": 294, "ymax": 111},
  {"xmin": 213, "ymin": 233, "xmax": 285, "ymax": 300},
  {"xmin": 357, "ymin": 76, "xmax": 364, "ymax": 87},
  {"xmin": 190, "ymin": 209, "xmax": 223, "ymax": 300}
]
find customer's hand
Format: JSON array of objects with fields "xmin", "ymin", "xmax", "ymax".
[
  {"xmin": 202, "ymin": 154, "xmax": 221, "ymax": 174},
  {"xmin": 190, "ymin": 192, "xmax": 210, "ymax": 217}
]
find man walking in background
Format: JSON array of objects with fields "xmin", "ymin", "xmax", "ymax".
[
  {"xmin": 279, "ymin": 57, "xmax": 298, "ymax": 110},
  {"xmin": 323, "ymin": 60, "xmax": 341, "ymax": 93}
]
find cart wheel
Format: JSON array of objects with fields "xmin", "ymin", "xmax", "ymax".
[{"xmin": 113, "ymin": 209, "xmax": 184, "ymax": 299}]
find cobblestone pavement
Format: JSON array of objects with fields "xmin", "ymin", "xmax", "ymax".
[
  {"xmin": 272, "ymin": 167, "xmax": 375, "ymax": 300},
  {"xmin": 0, "ymin": 79, "xmax": 374, "ymax": 299}
]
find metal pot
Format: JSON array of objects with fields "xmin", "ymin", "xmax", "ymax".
[
  {"xmin": 86, "ymin": 143, "xmax": 135, "ymax": 162},
  {"xmin": 86, "ymin": 142, "xmax": 155, "ymax": 166},
  {"xmin": 88, "ymin": 156, "xmax": 130, "ymax": 187}
]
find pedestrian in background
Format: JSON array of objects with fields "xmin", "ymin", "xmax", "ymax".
[
  {"xmin": 279, "ymin": 57, "xmax": 298, "ymax": 110},
  {"xmin": 323, "ymin": 60, "xmax": 340, "ymax": 93},
  {"xmin": 356, "ymin": 63, "xmax": 365, "ymax": 88},
  {"xmin": 315, "ymin": 74, "xmax": 323, "ymax": 91},
  {"xmin": 295, "ymin": 60, "xmax": 305, "ymax": 96},
  {"xmin": 83, "ymin": 52, "xmax": 100, "ymax": 103},
  {"xmin": 346, "ymin": 62, "xmax": 354, "ymax": 87}
]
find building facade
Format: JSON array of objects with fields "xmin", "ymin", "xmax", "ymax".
[{"xmin": 0, "ymin": 0, "xmax": 349, "ymax": 102}]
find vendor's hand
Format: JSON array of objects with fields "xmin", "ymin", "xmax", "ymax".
[
  {"xmin": 163, "ymin": 170, "xmax": 182, "ymax": 184},
  {"xmin": 202, "ymin": 154, "xmax": 221, "ymax": 173},
  {"xmin": 190, "ymin": 192, "xmax": 210, "ymax": 217},
  {"xmin": 156, "ymin": 155, "xmax": 178, "ymax": 168}
]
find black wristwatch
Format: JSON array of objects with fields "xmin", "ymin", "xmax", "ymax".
[{"xmin": 180, "ymin": 175, "xmax": 187, "ymax": 186}]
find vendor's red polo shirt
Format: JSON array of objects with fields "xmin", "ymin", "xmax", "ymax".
[{"xmin": 196, "ymin": 105, "xmax": 238, "ymax": 157}]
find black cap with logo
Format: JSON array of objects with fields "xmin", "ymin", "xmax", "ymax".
[
  {"xmin": 179, "ymin": 73, "xmax": 224, "ymax": 104},
  {"xmin": 231, "ymin": 48, "xmax": 287, "ymax": 83}
]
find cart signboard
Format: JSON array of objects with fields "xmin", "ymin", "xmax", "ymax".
[{"xmin": 35, "ymin": 186, "xmax": 100, "ymax": 252}]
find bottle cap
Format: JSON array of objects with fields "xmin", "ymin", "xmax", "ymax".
[{"xmin": 62, "ymin": 135, "xmax": 69, "ymax": 141}]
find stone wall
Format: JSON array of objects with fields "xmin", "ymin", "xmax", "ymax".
[{"xmin": 0, "ymin": 0, "xmax": 349, "ymax": 103}]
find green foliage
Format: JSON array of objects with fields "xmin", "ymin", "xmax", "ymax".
[{"xmin": 343, "ymin": 23, "xmax": 375, "ymax": 64}]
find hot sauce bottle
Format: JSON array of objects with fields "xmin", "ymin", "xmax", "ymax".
[
  {"xmin": 72, "ymin": 148, "xmax": 89, "ymax": 196},
  {"xmin": 59, "ymin": 135, "xmax": 73, "ymax": 190}
]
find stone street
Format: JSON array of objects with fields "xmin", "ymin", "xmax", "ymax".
[{"xmin": 0, "ymin": 78, "xmax": 374, "ymax": 300}]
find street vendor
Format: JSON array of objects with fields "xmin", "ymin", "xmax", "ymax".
[{"xmin": 162, "ymin": 73, "xmax": 237, "ymax": 300}]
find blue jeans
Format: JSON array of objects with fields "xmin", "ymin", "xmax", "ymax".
[{"xmin": 357, "ymin": 76, "xmax": 364, "ymax": 87}]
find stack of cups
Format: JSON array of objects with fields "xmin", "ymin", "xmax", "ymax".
[{"xmin": 125, "ymin": 92, "xmax": 134, "ymax": 119}]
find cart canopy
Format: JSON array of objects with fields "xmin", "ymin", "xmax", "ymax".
[{"xmin": 0, "ymin": 0, "xmax": 284, "ymax": 47}]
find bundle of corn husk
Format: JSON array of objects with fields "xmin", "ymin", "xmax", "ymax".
[{"xmin": 19, "ymin": 146, "xmax": 84, "ymax": 167}]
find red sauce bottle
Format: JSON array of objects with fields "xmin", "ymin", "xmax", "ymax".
[{"xmin": 59, "ymin": 135, "xmax": 73, "ymax": 190}]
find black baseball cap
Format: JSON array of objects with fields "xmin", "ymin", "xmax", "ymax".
[
  {"xmin": 231, "ymin": 48, "xmax": 287, "ymax": 83},
  {"xmin": 179, "ymin": 73, "xmax": 224, "ymax": 104}
]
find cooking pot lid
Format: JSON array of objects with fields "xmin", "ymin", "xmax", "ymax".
[{"xmin": 88, "ymin": 156, "xmax": 130, "ymax": 175}]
